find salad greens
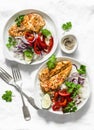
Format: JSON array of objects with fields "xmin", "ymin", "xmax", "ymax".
[
  {"xmin": 47, "ymin": 54, "xmax": 57, "ymax": 69},
  {"xmin": 2, "ymin": 90, "xmax": 13, "ymax": 102},
  {"xmin": 65, "ymin": 81, "xmax": 81, "ymax": 98},
  {"xmin": 77, "ymin": 65, "xmax": 86, "ymax": 74},
  {"xmin": 63, "ymin": 101, "xmax": 77, "ymax": 113},
  {"xmin": 15, "ymin": 15, "xmax": 24, "ymax": 27},
  {"xmin": 41, "ymin": 29, "xmax": 52, "ymax": 37},
  {"xmin": 23, "ymin": 49, "xmax": 33, "ymax": 63},
  {"xmin": 6, "ymin": 37, "xmax": 16, "ymax": 49},
  {"xmin": 62, "ymin": 22, "xmax": 72, "ymax": 31}
]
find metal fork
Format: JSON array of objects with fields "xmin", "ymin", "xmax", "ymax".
[
  {"xmin": 0, "ymin": 67, "xmax": 39, "ymax": 110},
  {"xmin": 11, "ymin": 65, "xmax": 31, "ymax": 121}
]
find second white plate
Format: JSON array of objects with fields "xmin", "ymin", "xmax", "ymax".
[
  {"xmin": 34, "ymin": 56, "xmax": 90, "ymax": 115},
  {"xmin": 3, "ymin": 9, "xmax": 58, "ymax": 65}
]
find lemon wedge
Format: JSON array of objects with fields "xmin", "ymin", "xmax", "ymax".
[{"xmin": 41, "ymin": 94, "xmax": 52, "ymax": 109}]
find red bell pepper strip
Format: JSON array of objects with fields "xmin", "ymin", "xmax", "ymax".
[
  {"xmin": 25, "ymin": 32, "xmax": 35, "ymax": 45},
  {"xmin": 37, "ymin": 34, "xmax": 48, "ymax": 50},
  {"xmin": 52, "ymin": 99, "xmax": 67, "ymax": 111},
  {"xmin": 34, "ymin": 39, "xmax": 41, "ymax": 55},
  {"xmin": 58, "ymin": 90, "xmax": 70, "ymax": 97},
  {"xmin": 54, "ymin": 91, "xmax": 59, "ymax": 99},
  {"xmin": 25, "ymin": 32, "xmax": 31, "ymax": 38},
  {"xmin": 47, "ymin": 36, "xmax": 54, "ymax": 53},
  {"xmin": 58, "ymin": 99, "xmax": 67, "ymax": 107},
  {"xmin": 52, "ymin": 91, "xmax": 59, "ymax": 102},
  {"xmin": 67, "ymin": 96, "xmax": 72, "ymax": 102},
  {"xmin": 52, "ymin": 102, "xmax": 61, "ymax": 111}
]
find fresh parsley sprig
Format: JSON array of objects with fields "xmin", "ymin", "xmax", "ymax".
[
  {"xmin": 2, "ymin": 90, "xmax": 13, "ymax": 102},
  {"xmin": 62, "ymin": 22, "xmax": 72, "ymax": 31},
  {"xmin": 15, "ymin": 15, "xmax": 24, "ymax": 27},
  {"xmin": 63, "ymin": 101, "xmax": 77, "ymax": 113},
  {"xmin": 77, "ymin": 65, "xmax": 86, "ymax": 75},
  {"xmin": 65, "ymin": 81, "xmax": 81, "ymax": 98},
  {"xmin": 47, "ymin": 54, "xmax": 57, "ymax": 69},
  {"xmin": 6, "ymin": 37, "xmax": 16, "ymax": 49},
  {"xmin": 41, "ymin": 29, "xmax": 52, "ymax": 37}
]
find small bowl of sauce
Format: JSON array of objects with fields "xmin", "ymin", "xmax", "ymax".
[{"xmin": 60, "ymin": 34, "xmax": 78, "ymax": 54}]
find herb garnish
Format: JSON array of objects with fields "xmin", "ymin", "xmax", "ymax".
[
  {"xmin": 62, "ymin": 22, "xmax": 72, "ymax": 31},
  {"xmin": 77, "ymin": 65, "xmax": 86, "ymax": 74},
  {"xmin": 15, "ymin": 15, "xmax": 24, "ymax": 27},
  {"xmin": 41, "ymin": 29, "xmax": 52, "ymax": 37},
  {"xmin": 6, "ymin": 37, "xmax": 16, "ymax": 49},
  {"xmin": 2, "ymin": 90, "xmax": 13, "ymax": 102},
  {"xmin": 65, "ymin": 81, "xmax": 81, "ymax": 98},
  {"xmin": 63, "ymin": 101, "xmax": 77, "ymax": 113},
  {"xmin": 47, "ymin": 54, "xmax": 57, "ymax": 69}
]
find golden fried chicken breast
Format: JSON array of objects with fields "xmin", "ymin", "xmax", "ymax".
[
  {"xmin": 39, "ymin": 60, "xmax": 72, "ymax": 92},
  {"xmin": 9, "ymin": 13, "xmax": 45, "ymax": 37},
  {"xmin": 22, "ymin": 13, "xmax": 45, "ymax": 32},
  {"xmin": 39, "ymin": 60, "xmax": 71, "ymax": 82},
  {"xmin": 39, "ymin": 68, "xmax": 50, "ymax": 82}
]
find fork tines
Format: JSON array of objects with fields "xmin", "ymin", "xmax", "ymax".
[
  {"xmin": 11, "ymin": 65, "xmax": 22, "ymax": 82},
  {"xmin": 0, "ymin": 67, "xmax": 12, "ymax": 83}
]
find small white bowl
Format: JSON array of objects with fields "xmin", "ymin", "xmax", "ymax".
[{"xmin": 60, "ymin": 34, "xmax": 78, "ymax": 54}]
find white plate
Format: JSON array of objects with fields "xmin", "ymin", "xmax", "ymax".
[
  {"xmin": 34, "ymin": 57, "xmax": 90, "ymax": 114},
  {"xmin": 3, "ymin": 9, "xmax": 58, "ymax": 65}
]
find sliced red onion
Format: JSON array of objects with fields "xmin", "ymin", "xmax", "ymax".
[
  {"xmin": 68, "ymin": 77, "xmax": 78, "ymax": 84},
  {"xmin": 67, "ymin": 73, "xmax": 85, "ymax": 86},
  {"xmin": 72, "ymin": 64, "xmax": 78, "ymax": 70},
  {"xmin": 71, "ymin": 72, "xmax": 79, "ymax": 77},
  {"xmin": 72, "ymin": 78, "xmax": 78, "ymax": 84},
  {"xmin": 15, "ymin": 37, "xmax": 29, "ymax": 44},
  {"xmin": 78, "ymin": 77, "xmax": 85, "ymax": 85},
  {"xmin": 14, "ymin": 40, "xmax": 28, "ymax": 53},
  {"xmin": 16, "ymin": 35, "xmax": 36, "ymax": 44}
]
